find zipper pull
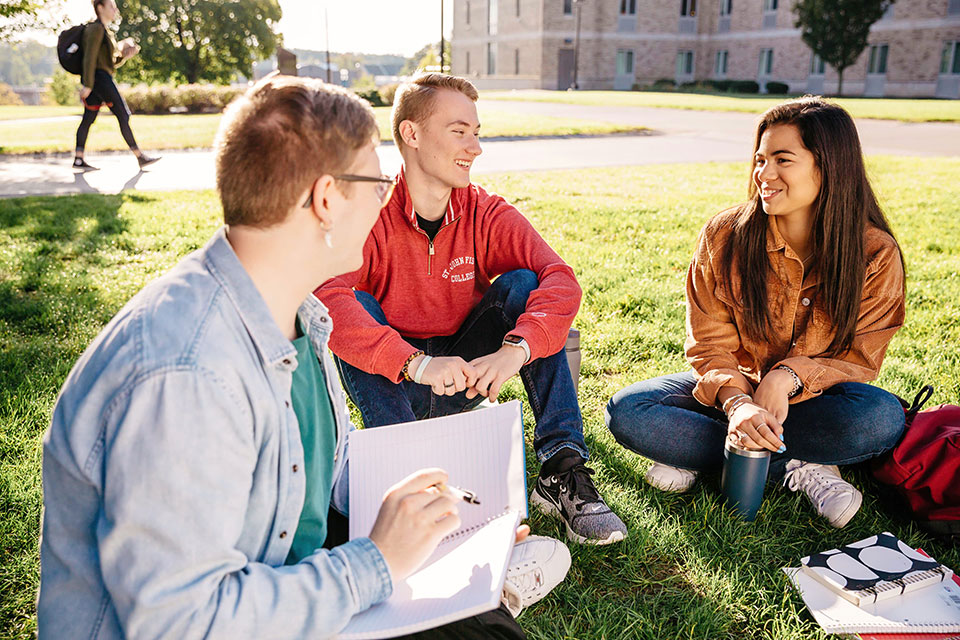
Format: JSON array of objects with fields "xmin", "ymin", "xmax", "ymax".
[
  {"xmin": 429, "ymin": 241, "xmax": 435, "ymax": 256},
  {"xmin": 428, "ymin": 241, "xmax": 434, "ymax": 275}
]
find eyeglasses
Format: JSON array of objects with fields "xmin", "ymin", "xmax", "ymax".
[{"xmin": 302, "ymin": 174, "xmax": 396, "ymax": 209}]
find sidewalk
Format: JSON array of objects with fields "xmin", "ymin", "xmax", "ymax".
[{"xmin": 2, "ymin": 102, "xmax": 958, "ymax": 198}]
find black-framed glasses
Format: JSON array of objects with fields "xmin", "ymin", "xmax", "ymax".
[{"xmin": 302, "ymin": 174, "xmax": 396, "ymax": 209}]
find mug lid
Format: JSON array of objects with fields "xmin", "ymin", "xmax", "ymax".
[{"xmin": 724, "ymin": 436, "xmax": 771, "ymax": 458}]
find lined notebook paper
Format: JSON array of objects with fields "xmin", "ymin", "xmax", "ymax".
[{"xmin": 339, "ymin": 401, "xmax": 527, "ymax": 639}]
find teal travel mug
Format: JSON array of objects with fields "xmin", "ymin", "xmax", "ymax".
[{"xmin": 721, "ymin": 437, "xmax": 771, "ymax": 521}]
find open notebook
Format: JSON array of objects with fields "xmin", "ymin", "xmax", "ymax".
[{"xmin": 339, "ymin": 400, "xmax": 528, "ymax": 639}]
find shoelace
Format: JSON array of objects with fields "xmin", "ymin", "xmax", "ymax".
[
  {"xmin": 557, "ymin": 464, "xmax": 600, "ymax": 509},
  {"xmin": 784, "ymin": 464, "xmax": 850, "ymax": 506},
  {"xmin": 509, "ymin": 567, "xmax": 544, "ymax": 593}
]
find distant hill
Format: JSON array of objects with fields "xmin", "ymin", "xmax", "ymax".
[{"xmin": 0, "ymin": 40, "xmax": 56, "ymax": 86}]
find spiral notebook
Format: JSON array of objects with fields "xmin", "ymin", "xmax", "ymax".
[
  {"xmin": 784, "ymin": 561, "xmax": 960, "ymax": 635},
  {"xmin": 801, "ymin": 532, "xmax": 954, "ymax": 607},
  {"xmin": 339, "ymin": 400, "xmax": 528, "ymax": 639}
]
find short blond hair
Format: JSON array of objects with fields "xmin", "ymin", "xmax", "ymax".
[
  {"xmin": 215, "ymin": 74, "xmax": 378, "ymax": 227},
  {"xmin": 391, "ymin": 73, "xmax": 479, "ymax": 149}
]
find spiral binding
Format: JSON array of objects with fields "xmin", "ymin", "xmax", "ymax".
[
  {"xmin": 439, "ymin": 510, "xmax": 514, "ymax": 545},
  {"xmin": 860, "ymin": 566, "xmax": 950, "ymax": 598}
]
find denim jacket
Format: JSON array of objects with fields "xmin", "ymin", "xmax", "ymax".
[{"xmin": 38, "ymin": 228, "xmax": 393, "ymax": 639}]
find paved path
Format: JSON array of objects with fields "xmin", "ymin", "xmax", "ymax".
[{"xmin": 2, "ymin": 101, "xmax": 958, "ymax": 198}]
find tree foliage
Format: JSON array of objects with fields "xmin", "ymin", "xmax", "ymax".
[
  {"xmin": 115, "ymin": 0, "xmax": 282, "ymax": 85},
  {"xmin": 0, "ymin": 0, "xmax": 65, "ymax": 41},
  {"xmin": 794, "ymin": 0, "xmax": 894, "ymax": 96}
]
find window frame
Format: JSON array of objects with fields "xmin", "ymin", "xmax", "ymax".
[{"xmin": 868, "ymin": 43, "xmax": 889, "ymax": 75}]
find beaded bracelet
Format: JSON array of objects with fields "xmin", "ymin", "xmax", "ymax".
[
  {"xmin": 776, "ymin": 364, "xmax": 804, "ymax": 398},
  {"xmin": 401, "ymin": 350, "xmax": 425, "ymax": 382}
]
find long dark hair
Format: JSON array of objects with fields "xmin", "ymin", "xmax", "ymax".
[{"xmin": 720, "ymin": 97, "xmax": 903, "ymax": 357}]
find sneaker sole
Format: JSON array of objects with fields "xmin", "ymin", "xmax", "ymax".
[{"xmin": 529, "ymin": 490, "xmax": 627, "ymax": 546}]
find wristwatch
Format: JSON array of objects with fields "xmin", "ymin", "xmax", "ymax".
[{"xmin": 502, "ymin": 334, "xmax": 531, "ymax": 364}]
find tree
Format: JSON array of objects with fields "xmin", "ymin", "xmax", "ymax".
[
  {"xmin": 48, "ymin": 68, "xmax": 77, "ymax": 105},
  {"xmin": 115, "ymin": 0, "xmax": 282, "ymax": 85},
  {"xmin": 794, "ymin": 0, "xmax": 894, "ymax": 96},
  {"xmin": 401, "ymin": 41, "xmax": 451, "ymax": 75},
  {"xmin": 1, "ymin": 0, "xmax": 65, "ymax": 41}
]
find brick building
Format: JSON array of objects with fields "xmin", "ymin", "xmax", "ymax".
[{"xmin": 451, "ymin": 0, "xmax": 960, "ymax": 98}]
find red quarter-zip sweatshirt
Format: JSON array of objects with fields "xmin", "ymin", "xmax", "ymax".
[{"xmin": 314, "ymin": 169, "xmax": 582, "ymax": 382}]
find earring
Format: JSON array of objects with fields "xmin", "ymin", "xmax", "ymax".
[{"xmin": 324, "ymin": 231, "xmax": 334, "ymax": 249}]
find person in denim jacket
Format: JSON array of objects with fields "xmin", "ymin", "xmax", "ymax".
[
  {"xmin": 606, "ymin": 97, "xmax": 906, "ymax": 529},
  {"xmin": 38, "ymin": 75, "xmax": 528, "ymax": 639}
]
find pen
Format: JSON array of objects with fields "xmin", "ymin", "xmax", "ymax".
[{"xmin": 436, "ymin": 483, "xmax": 481, "ymax": 505}]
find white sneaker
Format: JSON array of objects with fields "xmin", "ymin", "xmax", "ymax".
[
  {"xmin": 784, "ymin": 459, "xmax": 863, "ymax": 528},
  {"xmin": 644, "ymin": 462, "xmax": 698, "ymax": 493},
  {"xmin": 501, "ymin": 535, "xmax": 571, "ymax": 618}
]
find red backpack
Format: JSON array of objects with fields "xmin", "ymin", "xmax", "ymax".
[{"xmin": 872, "ymin": 386, "xmax": 960, "ymax": 545}]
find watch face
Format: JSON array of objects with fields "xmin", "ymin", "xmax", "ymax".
[{"xmin": 504, "ymin": 335, "xmax": 523, "ymax": 345}]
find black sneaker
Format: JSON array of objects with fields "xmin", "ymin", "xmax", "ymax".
[
  {"xmin": 531, "ymin": 462, "xmax": 627, "ymax": 545},
  {"xmin": 73, "ymin": 158, "xmax": 98, "ymax": 171},
  {"xmin": 137, "ymin": 154, "xmax": 160, "ymax": 168}
]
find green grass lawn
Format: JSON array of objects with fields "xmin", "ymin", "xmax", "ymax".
[
  {"xmin": 0, "ymin": 104, "xmax": 646, "ymax": 155},
  {"xmin": 482, "ymin": 90, "xmax": 960, "ymax": 123},
  {"xmin": 2, "ymin": 157, "xmax": 959, "ymax": 638}
]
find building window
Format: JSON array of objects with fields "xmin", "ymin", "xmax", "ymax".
[
  {"xmin": 949, "ymin": 0, "xmax": 960, "ymax": 16},
  {"xmin": 563, "ymin": 0, "xmax": 573, "ymax": 15},
  {"xmin": 488, "ymin": 0, "xmax": 498, "ymax": 35},
  {"xmin": 758, "ymin": 48, "xmax": 773, "ymax": 75},
  {"xmin": 868, "ymin": 43, "xmax": 888, "ymax": 74},
  {"xmin": 616, "ymin": 49, "xmax": 634, "ymax": 75},
  {"xmin": 809, "ymin": 52, "xmax": 825, "ymax": 75},
  {"xmin": 620, "ymin": 0, "xmax": 637, "ymax": 15},
  {"xmin": 763, "ymin": 0, "xmax": 778, "ymax": 10},
  {"xmin": 466, "ymin": 0, "xmax": 470, "ymax": 24},
  {"xmin": 515, "ymin": 48, "xmax": 520, "ymax": 74},
  {"xmin": 676, "ymin": 50, "xmax": 694, "ymax": 75},
  {"xmin": 466, "ymin": 51, "xmax": 471, "ymax": 74},
  {"xmin": 719, "ymin": 0, "xmax": 731, "ymax": 16},
  {"xmin": 715, "ymin": 50, "xmax": 728, "ymax": 76},
  {"xmin": 942, "ymin": 41, "xmax": 960, "ymax": 74},
  {"xmin": 680, "ymin": 0, "xmax": 696, "ymax": 17},
  {"xmin": 487, "ymin": 42, "xmax": 496, "ymax": 74}
]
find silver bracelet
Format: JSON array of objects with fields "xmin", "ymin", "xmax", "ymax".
[
  {"xmin": 776, "ymin": 365, "xmax": 803, "ymax": 398},
  {"xmin": 721, "ymin": 392, "xmax": 751, "ymax": 415}
]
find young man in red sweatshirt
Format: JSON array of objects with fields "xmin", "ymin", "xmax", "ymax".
[{"xmin": 315, "ymin": 73, "xmax": 626, "ymax": 545}]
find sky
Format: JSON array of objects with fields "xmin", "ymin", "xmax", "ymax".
[{"xmin": 38, "ymin": 0, "xmax": 454, "ymax": 57}]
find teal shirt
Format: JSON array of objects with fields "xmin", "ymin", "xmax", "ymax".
[{"xmin": 286, "ymin": 328, "xmax": 338, "ymax": 565}]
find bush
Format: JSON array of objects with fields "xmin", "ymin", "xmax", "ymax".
[
  {"xmin": 354, "ymin": 87, "xmax": 386, "ymax": 107},
  {"xmin": 728, "ymin": 80, "xmax": 760, "ymax": 94},
  {"xmin": 378, "ymin": 83, "xmax": 399, "ymax": 106},
  {"xmin": 0, "ymin": 82, "xmax": 23, "ymax": 105},
  {"xmin": 122, "ymin": 84, "xmax": 247, "ymax": 114},
  {"xmin": 48, "ymin": 70, "xmax": 78, "ymax": 106},
  {"xmin": 650, "ymin": 78, "xmax": 677, "ymax": 91},
  {"xmin": 765, "ymin": 81, "xmax": 789, "ymax": 95}
]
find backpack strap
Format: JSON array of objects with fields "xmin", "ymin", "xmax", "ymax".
[{"xmin": 904, "ymin": 385, "xmax": 935, "ymax": 425}]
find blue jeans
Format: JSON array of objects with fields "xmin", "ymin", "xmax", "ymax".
[
  {"xmin": 335, "ymin": 270, "xmax": 588, "ymax": 463},
  {"xmin": 604, "ymin": 371, "xmax": 904, "ymax": 483}
]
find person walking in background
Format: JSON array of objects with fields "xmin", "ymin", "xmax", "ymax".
[
  {"xmin": 73, "ymin": 0, "xmax": 159, "ymax": 171},
  {"xmin": 606, "ymin": 97, "xmax": 906, "ymax": 529}
]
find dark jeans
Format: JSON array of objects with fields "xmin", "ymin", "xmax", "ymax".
[
  {"xmin": 76, "ymin": 69, "xmax": 138, "ymax": 152},
  {"xmin": 604, "ymin": 371, "xmax": 905, "ymax": 483},
  {"xmin": 324, "ymin": 509, "xmax": 526, "ymax": 640},
  {"xmin": 335, "ymin": 269, "xmax": 587, "ymax": 463}
]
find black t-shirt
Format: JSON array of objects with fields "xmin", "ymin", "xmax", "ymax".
[{"xmin": 416, "ymin": 213, "xmax": 443, "ymax": 241}]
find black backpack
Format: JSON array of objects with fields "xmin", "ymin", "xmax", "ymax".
[{"xmin": 57, "ymin": 23, "xmax": 87, "ymax": 75}]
